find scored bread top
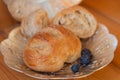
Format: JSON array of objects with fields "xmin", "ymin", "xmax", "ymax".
[{"xmin": 53, "ymin": 5, "xmax": 97, "ymax": 38}]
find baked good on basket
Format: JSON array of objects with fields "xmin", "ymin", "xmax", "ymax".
[
  {"xmin": 21, "ymin": 9, "xmax": 49, "ymax": 38},
  {"xmin": 23, "ymin": 25, "xmax": 81, "ymax": 72},
  {"xmin": 53, "ymin": 6, "xmax": 97, "ymax": 38}
]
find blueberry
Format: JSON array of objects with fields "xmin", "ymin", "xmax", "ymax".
[
  {"xmin": 81, "ymin": 48, "xmax": 93, "ymax": 57},
  {"xmin": 71, "ymin": 64, "xmax": 80, "ymax": 73},
  {"xmin": 80, "ymin": 48, "xmax": 93, "ymax": 66}
]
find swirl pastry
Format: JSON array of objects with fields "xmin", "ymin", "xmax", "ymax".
[
  {"xmin": 53, "ymin": 6, "xmax": 97, "ymax": 38},
  {"xmin": 23, "ymin": 25, "xmax": 81, "ymax": 72},
  {"xmin": 21, "ymin": 9, "xmax": 49, "ymax": 38}
]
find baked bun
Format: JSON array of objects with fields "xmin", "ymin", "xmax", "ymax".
[
  {"xmin": 53, "ymin": 6, "xmax": 97, "ymax": 38},
  {"xmin": 23, "ymin": 25, "xmax": 81, "ymax": 72},
  {"xmin": 21, "ymin": 9, "xmax": 49, "ymax": 38}
]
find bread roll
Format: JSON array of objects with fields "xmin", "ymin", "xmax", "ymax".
[
  {"xmin": 21, "ymin": 9, "xmax": 49, "ymax": 39},
  {"xmin": 53, "ymin": 6, "xmax": 97, "ymax": 38},
  {"xmin": 23, "ymin": 25, "xmax": 81, "ymax": 72},
  {"xmin": 3, "ymin": 0, "xmax": 82, "ymax": 21}
]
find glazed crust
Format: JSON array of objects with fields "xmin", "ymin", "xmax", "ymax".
[
  {"xmin": 53, "ymin": 5, "xmax": 97, "ymax": 38},
  {"xmin": 23, "ymin": 25, "xmax": 81, "ymax": 72}
]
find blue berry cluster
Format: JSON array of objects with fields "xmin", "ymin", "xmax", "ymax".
[{"xmin": 71, "ymin": 48, "xmax": 93, "ymax": 73}]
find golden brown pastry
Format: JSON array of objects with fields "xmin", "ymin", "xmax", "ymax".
[
  {"xmin": 53, "ymin": 6, "xmax": 97, "ymax": 38},
  {"xmin": 21, "ymin": 9, "xmax": 49, "ymax": 39},
  {"xmin": 23, "ymin": 25, "xmax": 81, "ymax": 72}
]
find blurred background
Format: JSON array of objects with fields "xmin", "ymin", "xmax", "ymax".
[{"xmin": 0, "ymin": 0, "xmax": 120, "ymax": 80}]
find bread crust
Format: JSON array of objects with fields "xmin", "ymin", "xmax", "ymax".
[
  {"xmin": 53, "ymin": 5, "xmax": 97, "ymax": 38},
  {"xmin": 23, "ymin": 25, "xmax": 81, "ymax": 72}
]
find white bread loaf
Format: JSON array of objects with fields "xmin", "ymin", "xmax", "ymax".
[{"xmin": 3, "ymin": 0, "xmax": 82, "ymax": 21}]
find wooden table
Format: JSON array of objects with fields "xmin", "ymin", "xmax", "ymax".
[{"xmin": 0, "ymin": 0, "xmax": 120, "ymax": 80}]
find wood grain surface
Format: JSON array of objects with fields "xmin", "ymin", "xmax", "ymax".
[{"xmin": 0, "ymin": 0, "xmax": 120, "ymax": 80}]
